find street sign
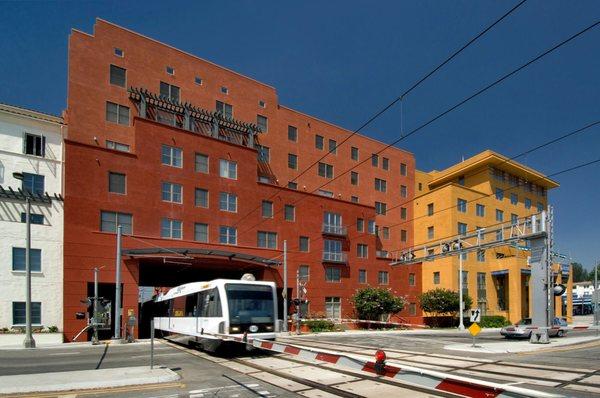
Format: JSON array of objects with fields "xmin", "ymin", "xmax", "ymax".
[
  {"xmin": 468, "ymin": 322, "xmax": 481, "ymax": 337},
  {"xmin": 470, "ymin": 308, "xmax": 481, "ymax": 323}
]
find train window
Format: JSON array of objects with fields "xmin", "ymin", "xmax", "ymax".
[
  {"xmin": 185, "ymin": 293, "xmax": 199, "ymax": 316},
  {"xmin": 171, "ymin": 296, "xmax": 186, "ymax": 317},
  {"xmin": 202, "ymin": 288, "xmax": 222, "ymax": 317},
  {"xmin": 226, "ymin": 284, "xmax": 274, "ymax": 325}
]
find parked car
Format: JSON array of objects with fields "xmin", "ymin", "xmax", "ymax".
[{"xmin": 500, "ymin": 317, "xmax": 568, "ymax": 339}]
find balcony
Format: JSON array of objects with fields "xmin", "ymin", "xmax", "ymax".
[
  {"xmin": 322, "ymin": 223, "xmax": 347, "ymax": 237},
  {"xmin": 322, "ymin": 252, "xmax": 348, "ymax": 264},
  {"xmin": 376, "ymin": 250, "xmax": 390, "ymax": 259}
]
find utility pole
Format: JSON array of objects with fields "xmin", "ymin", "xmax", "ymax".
[
  {"xmin": 283, "ymin": 240, "xmax": 288, "ymax": 332},
  {"xmin": 458, "ymin": 244, "xmax": 465, "ymax": 331},
  {"xmin": 113, "ymin": 225, "xmax": 122, "ymax": 340},
  {"xmin": 595, "ymin": 261, "xmax": 598, "ymax": 328},
  {"xmin": 92, "ymin": 267, "xmax": 99, "ymax": 345},
  {"xmin": 546, "ymin": 206, "xmax": 554, "ymax": 326},
  {"xmin": 23, "ymin": 197, "xmax": 35, "ymax": 348}
]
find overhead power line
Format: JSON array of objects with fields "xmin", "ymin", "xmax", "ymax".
[
  {"xmin": 232, "ymin": 1, "xmax": 528, "ymax": 227},
  {"xmin": 239, "ymin": 20, "xmax": 600, "ymax": 238}
]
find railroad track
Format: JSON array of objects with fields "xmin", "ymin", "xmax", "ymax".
[{"xmin": 275, "ymin": 336, "xmax": 600, "ymax": 396}]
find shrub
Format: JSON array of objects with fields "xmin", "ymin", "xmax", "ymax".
[
  {"xmin": 304, "ymin": 319, "xmax": 335, "ymax": 332},
  {"xmin": 479, "ymin": 315, "xmax": 510, "ymax": 328},
  {"xmin": 47, "ymin": 326, "xmax": 59, "ymax": 333},
  {"xmin": 351, "ymin": 287, "xmax": 406, "ymax": 321},
  {"xmin": 419, "ymin": 288, "xmax": 472, "ymax": 317}
]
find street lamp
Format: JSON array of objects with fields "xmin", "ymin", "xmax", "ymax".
[{"xmin": 12, "ymin": 172, "xmax": 36, "ymax": 348}]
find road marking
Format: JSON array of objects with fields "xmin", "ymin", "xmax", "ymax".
[
  {"xmin": 48, "ymin": 352, "xmax": 81, "ymax": 356},
  {"xmin": 188, "ymin": 384, "xmax": 260, "ymax": 394},
  {"xmin": 0, "ymin": 382, "xmax": 185, "ymax": 398}
]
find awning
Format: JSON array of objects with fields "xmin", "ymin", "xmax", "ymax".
[
  {"xmin": 491, "ymin": 269, "xmax": 509, "ymax": 276},
  {"xmin": 122, "ymin": 247, "xmax": 280, "ymax": 266}
]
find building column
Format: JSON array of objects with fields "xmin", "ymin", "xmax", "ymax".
[{"xmin": 508, "ymin": 269, "xmax": 522, "ymax": 323}]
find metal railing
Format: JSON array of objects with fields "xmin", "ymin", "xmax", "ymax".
[
  {"xmin": 322, "ymin": 224, "xmax": 347, "ymax": 236},
  {"xmin": 322, "ymin": 252, "xmax": 348, "ymax": 263}
]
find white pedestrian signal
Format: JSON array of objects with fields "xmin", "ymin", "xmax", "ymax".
[{"xmin": 470, "ymin": 308, "xmax": 481, "ymax": 323}]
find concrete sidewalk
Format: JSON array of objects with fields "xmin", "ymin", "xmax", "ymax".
[
  {"xmin": 0, "ymin": 366, "xmax": 180, "ymax": 395},
  {"xmin": 444, "ymin": 335, "xmax": 600, "ymax": 353}
]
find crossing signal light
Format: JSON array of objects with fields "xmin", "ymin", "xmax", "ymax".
[
  {"xmin": 552, "ymin": 284, "xmax": 566, "ymax": 296},
  {"xmin": 374, "ymin": 350, "xmax": 386, "ymax": 375}
]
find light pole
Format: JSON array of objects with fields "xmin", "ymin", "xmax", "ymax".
[
  {"xmin": 13, "ymin": 172, "xmax": 35, "ymax": 348},
  {"xmin": 113, "ymin": 225, "xmax": 122, "ymax": 341},
  {"xmin": 458, "ymin": 250, "xmax": 465, "ymax": 331}
]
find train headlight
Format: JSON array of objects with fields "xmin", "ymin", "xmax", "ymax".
[
  {"xmin": 231, "ymin": 326, "xmax": 240, "ymax": 332},
  {"xmin": 249, "ymin": 325, "xmax": 259, "ymax": 333},
  {"xmin": 265, "ymin": 325, "xmax": 273, "ymax": 331}
]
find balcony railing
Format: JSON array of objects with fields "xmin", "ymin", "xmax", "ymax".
[
  {"xmin": 376, "ymin": 250, "xmax": 390, "ymax": 259},
  {"xmin": 322, "ymin": 223, "xmax": 347, "ymax": 236},
  {"xmin": 322, "ymin": 252, "xmax": 348, "ymax": 264}
]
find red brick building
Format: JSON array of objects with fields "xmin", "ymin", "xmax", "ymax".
[{"xmin": 64, "ymin": 19, "xmax": 420, "ymax": 341}]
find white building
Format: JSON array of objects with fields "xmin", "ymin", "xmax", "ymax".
[{"xmin": 0, "ymin": 103, "xmax": 65, "ymax": 331}]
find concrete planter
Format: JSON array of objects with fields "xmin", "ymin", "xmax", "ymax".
[{"xmin": 0, "ymin": 333, "xmax": 63, "ymax": 347}]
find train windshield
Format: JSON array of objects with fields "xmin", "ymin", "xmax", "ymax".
[{"xmin": 225, "ymin": 284, "xmax": 274, "ymax": 325}]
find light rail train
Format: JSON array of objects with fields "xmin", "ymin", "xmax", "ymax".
[{"xmin": 153, "ymin": 278, "xmax": 278, "ymax": 351}]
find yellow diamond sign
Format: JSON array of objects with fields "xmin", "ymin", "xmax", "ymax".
[{"xmin": 468, "ymin": 322, "xmax": 481, "ymax": 337}]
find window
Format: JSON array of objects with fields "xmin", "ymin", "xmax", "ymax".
[
  {"xmin": 299, "ymin": 265, "xmax": 309, "ymax": 280},
  {"xmin": 257, "ymin": 115, "xmax": 268, "ymax": 132},
  {"xmin": 24, "ymin": 133, "xmax": 45, "ymax": 157},
  {"xmin": 194, "ymin": 223, "xmax": 208, "ymax": 243},
  {"xmin": 257, "ymin": 231, "xmax": 277, "ymax": 249},
  {"xmin": 525, "ymin": 198, "xmax": 532, "ymax": 209},
  {"xmin": 13, "ymin": 302, "xmax": 41, "ymax": 325},
  {"xmin": 537, "ymin": 202, "xmax": 544, "ymax": 212},
  {"xmin": 427, "ymin": 203, "xmax": 434, "ymax": 216},
  {"xmin": 457, "ymin": 198, "xmax": 467, "ymax": 213},
  {"xmin": 495, "ymin": 188, "xmax": 504, "ymax": 201},
  {"xmin": 496, "ymin": 209, "xmax": 504, "ymax": 222},
  {"xmin": 375, "ymin": 201, "xmax": 387, "ymax": 215},
  {"xmin": 458, "ymin": 222, "xmax": 467, "ymax": 236},
  {"xmin": 219, "ymin": 159, "xmax": 237, "ymax": 179},
  {"xmin": 161, "ymin": 145, "xmax": 182, "ymax": 168},
  {"xmin": 166, "ymin": 66, "xmax": 175, "ymax": 75},
  {"xmin": 318, "ymin": 189, "xmax": 333, "ymax": 197},
  {"xmin": 350, "ymin": 172, "xmax": 359, "ymax": 185},
  {"xmin": 258, "ymin": 175, "xmax": 270, "ymax": 184},
  {"xmin": 106, "ymin": 102, "xmax": 129, "ymax": 125},
  {"xmin": 433, "ymin": 272, "xmax": 440, "ymax": 285},
  {"xmin": 109, "ymin": 65, "xmax": 126, "ymax": 87},
  {"xmin": 351, "ymin": 147, "xmax": 359, "ymax": 161},
  {"xmin": 374, "ymin": 178, "xmax": 387, "ymax": 192},
  {"xmin": 477, "ymin": 272, "xmax": 487, "ymax": 302},
  {"xmin": 325, "ymin": 267, "xmax": 341, "ymax": 282},
  {"xmin": 371, "ymin": 154, "xmax": 379, "ymax": 167},
  {"xmin": 401, "ymin": 229, "xmax": 407, "ymax": 242},
  {"xmin": 328, "ymin": 139, "xmax": 337, "ymax": 154},
  {"xmin": 262, "ymin": 200, "xmax": 273, "ymax": 218},
  {"xmin": 288, "ymin": 125, "xmax": 297, "ymax": 142},
  {"xmin": 288, "ymin": 154, "xmax": 298, "ymax": 169},
  {"xmin": 195, "ymin": 188, "xmax": 209, "ymax": 208},
  {"xmin": 409, "ymin": 303, "xmax": 417, "ymax": 316},
  {"xmin": 161, "ymin": 218, "xmax": 182, "ymax": 239},
  {"xmin": 477, "ymin": 249, "xmax": 485, "ymax": 262},
  {"xmin": 496, "ymin": 229, "xmax": 503, "ymax": 241},
  {"xmin": 476, "ymin": 204, "xmax": 485, "ymax": 217},
  {"xmin": 323, "ymin": 212, "xmax": 343, "ymax": 234},
  {"xmin": 359, "ymin": 269, "xmax": 367, "ymax": 284},
  {"xmin": 378, "ymin": 271, "xmax": 389, "ymax": 285},
  {"xmin": 368, "ymin": 220, "xmax": 376, "ymax": 235},
  {"xmin": 382, "ymin": 157, "xmax": 389, "ymax": 170},
  {"xmin": 318, "ymin": 162, "xmax": 334, "ymax": 178},
  {"xmin": 325, "ymin": 297, "xmax": 341, "ymax": 319},
  {"xmin": 195, "ymin": 153, "xmax": 209, "ymax": 173},
  {"xmin": 382, "ymin": 227, "xmax": 390, "ymax": 239},
  {"xmin": 460, "ymin": 271, "xmax": 469, "ymax": 298},
  {"xmin": 20, "ymin": 213, "xmax": 44, "ymax": 224},
  {"xmin": 400, "ymin": 163, "xmax": 407, "ymax": 176},
  {"xmin": 357, "ymin": 244, "xmax": 368, "ymax": 258},
  {"xmin": 510, "ymin": 193, "xmax": 518, "ymax": 205},
  {"xmin": 409, "ymin": 273, "xmax": 415, "ymax": 286},
  {"xmin": 323, "ymin": 239, "xmax": 343, "ymax": 262},
  {"xmin": 458, "ymin": 175, "xmax": 465, "ymax": 186},
  {"xmin": 400, "ymin": 185, "xmax": 408, "ymax": 198},
  {"xmin": 357, "ymin": 218, "xmax": 364, "ymax": 232},
  {"xmin": 315, "ymin": 135, "xmax": 324, "ymax": 150},
  {"xmin": 511, "ymin": 213, "xmax": 518, "ymax": 225},
  {"xmin": 351, "ymin": 196, "xmax": 359, "ymax": 203},
  {"xmin": 108, "ymin": 172, "xmax": 126, "ymax": 194},
  {"xmin": 284, "ymin": 205, "xmax": 295, "ymax": 221},
  {"xmin": 288, "ymin": 181, "xmax": 298, "ymax": 190},
  {"xmin": 299, "ymin": 236, "xmax": 310, "ymax": 252},
  {"xmin": 219, "ymin": 226, "xmax": 237, "ymax": 245},
  {"xmin": 114, "ymin": 47, "xmax": 124, "ymax": 57},
  {"xmin": 195, "ymin": 76, "xmax": 203, "ymax": 85},
  {"xmin": 159, "ymin": 81, "xmax": 180, "ymax": 102},
  {"xmin": 22, "ymin": 173, "xmax": 44, "ymax": 196},
  {"xmin": 12, "ymin": 247, "xmax": 41, "ymax": 272},
  {"xmin": 418, "ymin": 182, "xmax": 423, "ymax": 191},
  {"xmin": 257, "ymin": 145, "xmax": 270, "ymax": 163},
  {"xmin": 427, "ymin": 226, "xmax": 434, "ymax": 240},
  {"xmin": 162, "ymin": 182, "xmax": 182, "ymax": 203},
  {"xmin": 400, "ymin": 207, "xmax": 407, "ymax": 220},
  {"xmin": 219, "ymin": 192, "xmax": 237, "ymax": 212},
  {"xmin": 221, "ymin": 86, "xmax": 228, "ymax": 94},
  {"xmin": 216, "ymin": 101, "xmax": 233, "ymax": 118},
  {"xmin": 106, "ymin": 140, "xmax": 130, "ymax": 152},
  {"xmin": 100, "ymin": 211, "xmax": 132, "ymax": 234}
]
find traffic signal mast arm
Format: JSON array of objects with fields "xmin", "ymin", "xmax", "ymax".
[{"xmin": 390, "ymin": 212, "xmax": 547, "ymax": 266}]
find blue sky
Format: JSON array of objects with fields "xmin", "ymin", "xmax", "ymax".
[{"xmin": 1, "ymin": 1, "xmax": 598, "ymax": 270}]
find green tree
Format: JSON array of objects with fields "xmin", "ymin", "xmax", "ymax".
[
  {"xmin": 419, "ymin": 288, "xmax": 473, "ymax": 316},
  {"xmin": 571, "ymin": 262, "xmax": 589, "ymax": 283},
  {"xmin": 351, "ymin": 287, "xmax": 406, "ymax": 320}
]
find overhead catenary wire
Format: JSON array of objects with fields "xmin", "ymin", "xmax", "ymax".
[
  {"xmin": 239, "ymin": 20, "xmax": 600, "ymax": 239},
  {"xmin": 231, "ymin": 1, "xmax": 528, "ymax": 228}
]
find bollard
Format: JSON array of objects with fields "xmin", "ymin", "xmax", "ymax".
[{"xmin": 150, "ymin": 319, "xmax": 154, "ymax": 369}]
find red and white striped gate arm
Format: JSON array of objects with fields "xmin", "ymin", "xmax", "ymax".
[{"xmin": 203, "ymin": 332, "xmax": 561, "ymax": 398}]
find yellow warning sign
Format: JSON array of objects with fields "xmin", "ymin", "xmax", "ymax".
[{"xmin": 468, "ymin": 322, "xmax": 481, "ymax": 337}]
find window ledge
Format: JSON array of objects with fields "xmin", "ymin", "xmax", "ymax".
[{"xmin": 11, "ymin": 271, "xmax": 43, "ymax": 275}]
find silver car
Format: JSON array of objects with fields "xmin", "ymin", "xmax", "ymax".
[{"xmin": 500, "ymin": 317, "xmax": 568, "ymax": 339}]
